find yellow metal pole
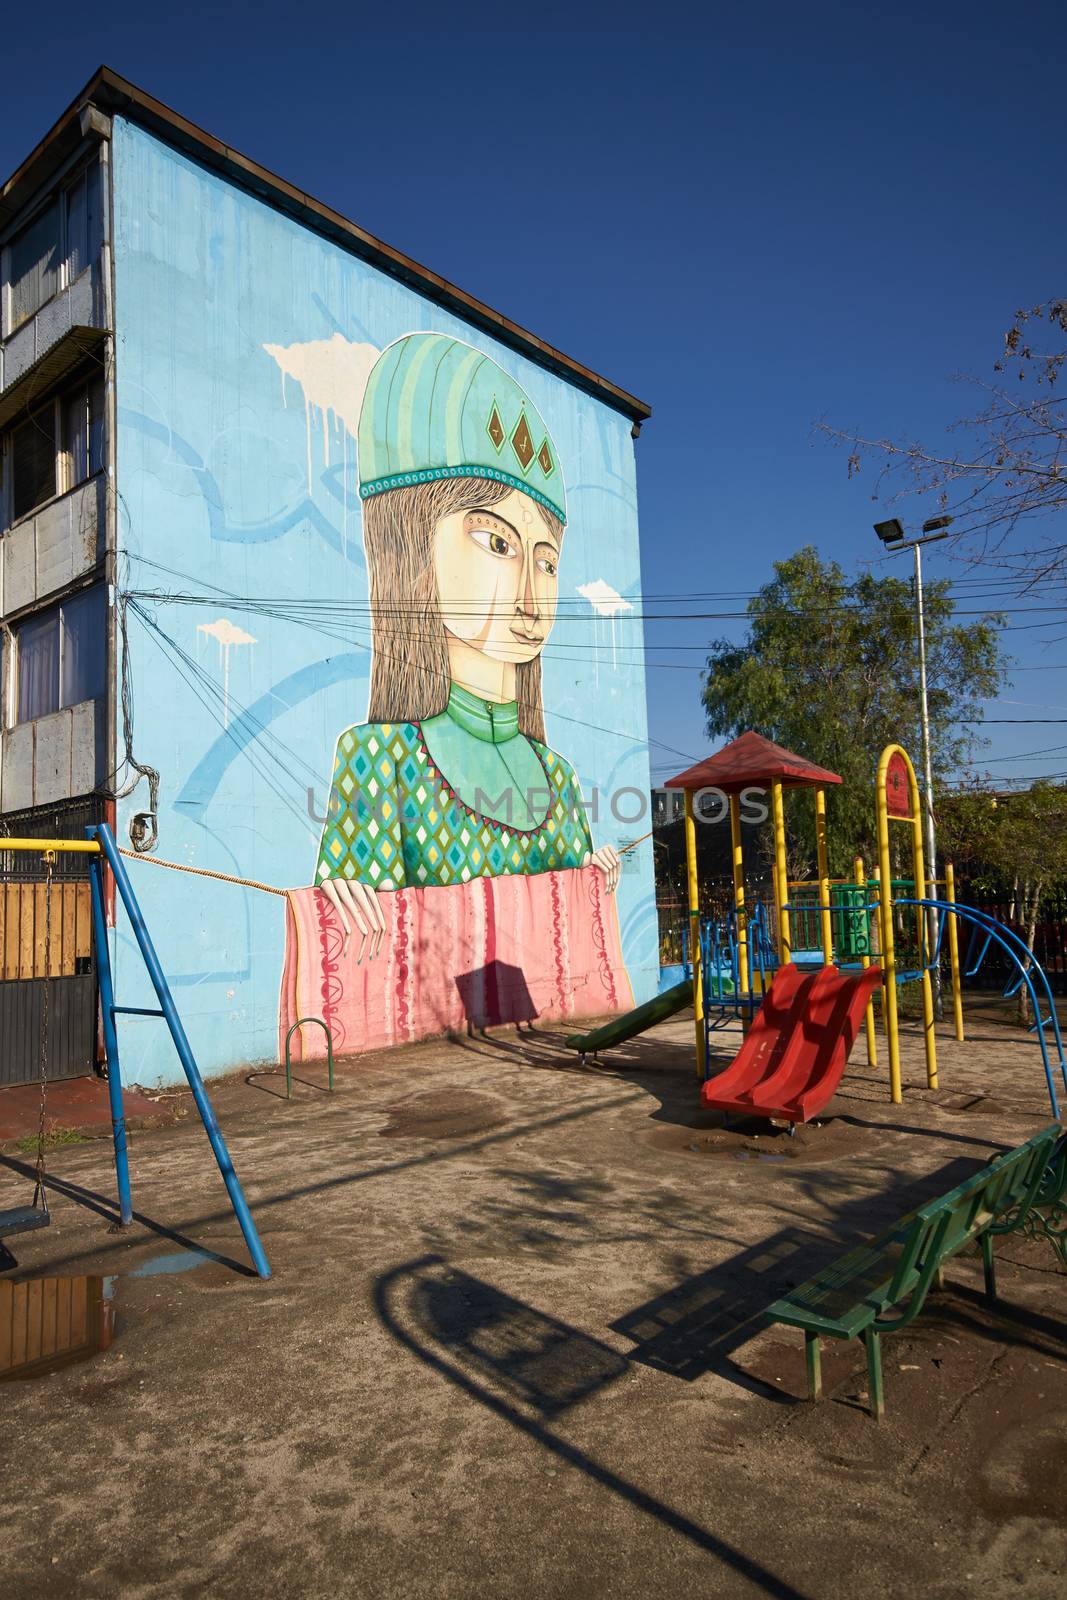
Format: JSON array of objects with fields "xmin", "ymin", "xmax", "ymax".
[
  {"xmin": 815, "ymin": 787, "xmax": 833, "ymax": 966},
  {"xmin": 0, "ymin": 837, "xmax": 101, "ymax": 853},
  {"xmin": 684, "ymin": 791, "xmax": 706, "ymax": 1079},
  {"xmin": 944, "ymin": 861, "xmax": 965, "ymax": 1042},
  {"xmin": 911, "ymin": 773, "xmax": 938, "ymax": 1090},
  {"xmin": 876, "ymin": 750, "xmax": 903, "ymax": 1103},
  {"xmin": 855, "ymin": 854, "xmax": 878, "ymax": 1068},
  {"xmin": 729, "ymin": 793, "xmax": 749, "ymax": 998},
  {"xmin": 872, "ymin": 863, "xmax": 883, "ymax": 1013},
  {"xmin": 771, "ymin": 780, "xmax": 791, "ymax": 965}
]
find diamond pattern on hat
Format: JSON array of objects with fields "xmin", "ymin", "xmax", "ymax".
[
  {"xmin": 511, "ymin": 412, "xmax": 535, "ymax": 472},
  {"xmin": 486, "ymin": 402, "xmax": 505, "ymax": 452}
]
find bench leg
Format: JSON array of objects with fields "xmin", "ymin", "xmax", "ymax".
[
  {"xmin": 865, "ymin": 1328, "xmax": 885, "ymax": 1421},
  {"xmin": 980, "ymin": 1231, "xmax": 997, "ymax": 1301},
  {"xmin": 934, "ymin": 1265, "xmax": 945, "ymax": 1291},
  {"xmin": 805, "ymin": 1332, "xmax": 822, "ymax": 1400}
]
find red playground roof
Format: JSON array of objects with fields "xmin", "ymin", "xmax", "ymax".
[{"xmin": 664, "ymin": 731, "xmax": 842, "ymax": 793}]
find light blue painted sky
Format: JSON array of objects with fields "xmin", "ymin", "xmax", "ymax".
[{"xmin": 4, "ymin": 1, "xmax": 1065, "ymax": 789}]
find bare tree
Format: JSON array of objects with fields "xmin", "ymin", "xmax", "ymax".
[{"xmin": 818, "ymin": 300, "xmax": 1067, "ymax": 587}]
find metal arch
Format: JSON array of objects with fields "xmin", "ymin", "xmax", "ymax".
[
  {"xmin": 284, "ymin": 1017, "xmax": 335, "ymax": 1101},
  {"xmin": 895, "ymin": 896, "xmax": 1067, "ymax": 1118}
]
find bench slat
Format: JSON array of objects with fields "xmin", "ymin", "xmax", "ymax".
[{"xmin": 767, "ymin": 1125, "xmax": 1061, "ymax": 1339}]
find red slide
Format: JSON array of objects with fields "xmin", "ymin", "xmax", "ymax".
[{"xmin": 700, "ymin": 962, "xmax": 882, "ymax": 1125}]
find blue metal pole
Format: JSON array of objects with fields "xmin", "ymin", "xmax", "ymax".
[
  {"xmin": 89, "ymin": 824, "xmax": 271, "ymax": 1279},
  {"xmin": 87, "ymin": 853, "xmax": 133, "ymax": 1226}
]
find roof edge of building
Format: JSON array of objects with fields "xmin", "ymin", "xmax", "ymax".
[{"xmin": 0, "ymin": 65, "xmax": 652, "ymax": 428}]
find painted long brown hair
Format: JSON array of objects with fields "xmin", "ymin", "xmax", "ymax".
[{"xmin": 362, "ymin": 476, "xmax": 563, "ymax": 744}]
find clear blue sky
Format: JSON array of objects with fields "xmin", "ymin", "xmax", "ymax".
[{"xmin": 5, "ymin": 1, "xmax": 1065, "ymax": 788}]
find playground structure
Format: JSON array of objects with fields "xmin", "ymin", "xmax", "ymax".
[
  {"xmin": 0, "ymin": 824, "xmax": 270, "ymax": 1279},
  {"xmin": 692, "ymin": 961, "xmax": 882, "ymax": 1127},
  {"xmin": 567, "ymin": 731, "xmax": 1067, "ymax": 1124},
  {"xmin": 671, "ymin": 733, "xmax": 845, "ymax": 1078}
]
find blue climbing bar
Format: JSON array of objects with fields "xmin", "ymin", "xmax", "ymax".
[
  {"xmin": 87, "ymin": 856, "xmax": 133, "ymax": 1227},
  {"xmin": 87, "ymin": 823, "xmax": 272, "ymax": 1280}
]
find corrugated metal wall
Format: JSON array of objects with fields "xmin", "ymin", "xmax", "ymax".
[
  {"xmin": 0, "ymin": 974, "xmax": 96, "ymax": 1086},
  {"xmin": 0, "ymin": 796, "xmax": 101, "ymax": 1084}
]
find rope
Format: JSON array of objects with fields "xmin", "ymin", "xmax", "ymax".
[
  {"xmin": 618, "ymin": 829, "xmax": 653, "ymax": 855},
  {"xmin": 115, "ymin": 848, "xmax": 287, "ymax": 897},
  {"xmin": 115, "ymin": 829, "xmax": 654, "ymax": 895}
]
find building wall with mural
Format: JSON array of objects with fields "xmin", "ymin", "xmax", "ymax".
[{"xmin": 111, "ymin": 116, "xmax": 657, "ymax": 1086}]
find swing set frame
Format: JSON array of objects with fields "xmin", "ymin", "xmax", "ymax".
[{"xmin": 0, "ymin": 823, "xmax": 270, "ymax": 1279}]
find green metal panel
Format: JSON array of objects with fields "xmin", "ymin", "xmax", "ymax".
[{"xmin": 836, "ymin": 885, "xmax": 872, "ymax": 961}]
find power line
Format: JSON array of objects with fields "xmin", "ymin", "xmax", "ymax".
[
  {"xmin": 124, "ymin": 593, "xmax": 703, "ymax": 773},
  {"xmin": 122, "ymin": 555, "xmax": 1046, "ymax": 623}
]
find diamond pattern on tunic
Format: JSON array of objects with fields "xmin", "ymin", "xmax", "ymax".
[{"xmin": 315, "ymin": 721, "xmax": 594, "ymax": 890}]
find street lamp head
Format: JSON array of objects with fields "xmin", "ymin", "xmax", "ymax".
[
  {"xmin": 921, "ymin": 515, "xmax": 954, "ymax": 534},
  {"xmin": 873, "ymin": 518, "xmax": 906, "ymax": 545}
]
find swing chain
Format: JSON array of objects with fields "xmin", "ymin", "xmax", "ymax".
[{"xmin": 33, "ymin": 851, "xmax": 55, "ymax": 1210}]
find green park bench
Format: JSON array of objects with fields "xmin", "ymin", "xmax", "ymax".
[{"xmin": 765, "ymin": 1123, "xmax": 1067, "ymax": 1419}]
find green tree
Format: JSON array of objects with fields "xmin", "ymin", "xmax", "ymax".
[
  {"xmin": 939, "ymin": 780, "xmax": 1067, "ymax": 1020},
  {"xmin": 701, "ymin": 546, "xmax": 1006, "ymax": 875}
]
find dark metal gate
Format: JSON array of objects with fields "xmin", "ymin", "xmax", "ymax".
[{"xmin": 0, "ymin": 798, "xmax": 103, "ymax": 1086}]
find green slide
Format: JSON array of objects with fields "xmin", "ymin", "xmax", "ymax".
[{"xmin": 564, "ymin": 978, "xmax": 693, "ymax": 1055}]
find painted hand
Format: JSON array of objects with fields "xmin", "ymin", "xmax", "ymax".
[
  {"xmin": 319, "ymin": 878, "xmax": 387, "ymax": 963},
  {"xmin": 583, "ymin": 845, "xmax": 621, "ymax": 894}
]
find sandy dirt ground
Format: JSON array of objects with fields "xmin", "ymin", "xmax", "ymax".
[{"xmin": 1, "ymin": 1004, "xmax": 1065, "ymax": 1600}]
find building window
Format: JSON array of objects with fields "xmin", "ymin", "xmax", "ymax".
[
  {"xmin": 8, "ymin": 201, "xmax": 61, "ymax": 336},
  {"xmin": 63, "ymin": 166, "xmax": 101, "ymax": 286},
  {"xmin": 3, "ymin": 161, "xmax": 102, "ymax": 337},
  {"xmin": 3, "ymin": 372, "xmax": 105, "ymax": 527},
  {"xmin": 62, "ymin": 376, "xmax": 106, "ymax": 489},
  {"xmin": 14, "ymin": 585, "xmax": 106, "ymax": 725},
  {"xmin": 11, "ymin": 404, "xmax": 57, "ymax": 522}
]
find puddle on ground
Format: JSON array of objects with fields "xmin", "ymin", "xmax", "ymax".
[
  {"xmin": 130, "ymin": 1249, "xmax": 217, "ymax": 1278},
  {"xmin": 1, "ymin": 1275, "xmax": 114, "ymax": 1382},
  {"xmin": 641, "ymin": 1116, "xmax": 871, "ymax": 1165},
  {"xmin": 381, "ymin": 1089, "xmax": 508, "ymax": 1140},
  {"xmin": 683, "ymin": 1139, "xmax": 788, "ymax": 1162}
]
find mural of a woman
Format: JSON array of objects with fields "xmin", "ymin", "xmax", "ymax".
[
  {"xmin": 316, "ymin": 333, "xmax": 621, "ymax": 950},
  {"xmin": 281, "ymin": 332, "xmax": 633, "ymax": 1055}
]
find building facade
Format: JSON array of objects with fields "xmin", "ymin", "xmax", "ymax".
[{"xmin": 0, "ymin": 71, "xmax": 656, "ymax": 1086}]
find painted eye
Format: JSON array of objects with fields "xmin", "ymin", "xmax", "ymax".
[
  {"xmin": 468, "ymin": 523, "xmax": 518, "ymax": 558},
  {"xmin": 537, "ymin": 556, "xmax": 558, "ymax": 577}
]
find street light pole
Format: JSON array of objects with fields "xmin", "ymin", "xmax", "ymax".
[
  {"xmin": 912, "ymin": 539, "xmax": 942, "ymax": 1013},
  {"xmin": 873, "ymin": 515, "xmax": 953, "ymax": 1017}
]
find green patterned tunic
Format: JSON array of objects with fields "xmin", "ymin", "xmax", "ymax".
[{"xmin": 315, "ymin": 683, "xmax": 594, "ymax": 890}]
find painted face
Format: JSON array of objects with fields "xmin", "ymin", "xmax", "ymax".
[{"xmin": 432, "ymin": 486, "xmax": 561, "ymax": 665}]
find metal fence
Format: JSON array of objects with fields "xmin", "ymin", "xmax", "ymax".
[
  {"xmin": 657, "ymin": 876, "xmax": 778, "ymax": 968},
  {"xmin": 657, "ymin": 873, "xmax": 1067, "ymax": 997}
]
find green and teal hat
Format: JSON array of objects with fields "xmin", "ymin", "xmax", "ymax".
[{"xmin": 357, "ymin": 333, "xmax": 566, "ymax": 525}]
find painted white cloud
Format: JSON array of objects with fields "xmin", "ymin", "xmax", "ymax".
[
  {"xmin": 264, "ymin": 333, "xmax": 380, "ymax": 502},
  {"xmin": 263, "ymin": 333, "xmax": 380, "ymax": 440},
  {"xmin": 197, "ymin": 618, "xmax": 257, "ymax": 728},
  {"xmin": 197, "ymin": 619, "xmax": 257, "ymax": 648},
  {"xmin": 577, "ymin": 579, "xmax": 633, "ymax": 618}
]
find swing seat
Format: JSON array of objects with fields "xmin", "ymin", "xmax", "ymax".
[{"xmin": 0, "ymin": 1206, "xmax": 50, "ymax": 1237}]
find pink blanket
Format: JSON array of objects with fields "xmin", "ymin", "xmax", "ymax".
[{"xmin": 279, "ymin": 866, "xmax": 634, "ymax": 1061}]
